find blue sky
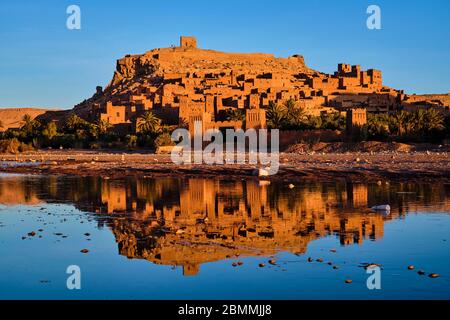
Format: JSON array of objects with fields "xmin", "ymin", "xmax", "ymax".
[{"xmin": 0, "ymin": 0, "xmax": 449, "ymax": 109}]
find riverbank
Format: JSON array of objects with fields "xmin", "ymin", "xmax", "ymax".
[{"xmin": 1, "ymin": 150, "xmax": 449, "ymax": 183}]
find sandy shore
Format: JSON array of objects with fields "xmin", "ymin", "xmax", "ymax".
[{"xmin": 0, "ymin": 150, "xmax": 449, "ymax": 183}]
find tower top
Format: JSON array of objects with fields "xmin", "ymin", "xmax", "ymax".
[{"xmin": 180, "ymin": 36, "xmax": 197, "ymax": 48}]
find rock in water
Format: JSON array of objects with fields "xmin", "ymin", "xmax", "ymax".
[{"xmin": 371, "ymin": 205, "xmax": 391, "ymax": 213}]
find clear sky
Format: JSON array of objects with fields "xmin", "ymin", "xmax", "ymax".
[{"xmin": 0, "ymin": 0, "xmax": 449, "ymax": 109}]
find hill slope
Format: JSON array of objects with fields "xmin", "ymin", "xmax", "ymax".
[{"xmin": 0, "ymin": 108, "xmax": 53, "ymax": 130}]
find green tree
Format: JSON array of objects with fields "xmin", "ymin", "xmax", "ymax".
[
  {"xmin": 20, "ymin": 114, "xmax": 34, "ymax": 135},
  {"xmin": 137, "ymin": 112, "xmax": 162, "ymax": 135},
  {"xmin": 225, "ymin": 109, "xmax": 246, "ymax": 122},
  {"xmin": 42, "ymin": 121, "xmax": 58, "ymax": 140},
  {"xmin": 306, "ymin": 115, "xmax": 323, "ymax": 130},
  {"xmin": 154, "ymin": 132, "xmax": 175, "ymax": 147},
  {"xmin": 391, "ymin": 111, "xmax": 410, "ymax": 136},
  {"xmin": 366, "ymin": 114, "xmax": 390, "ymax": 140},
  {"xmin": 125, "ymin": 134, "xmax": 138, "ymax": 149},
  {"xmin": 20, "ymin": 114, "xmax": 41, "ymax": 141},
  {"xmin": 423, "ymin": 109, "xmax": 444, "ymax": 132},
  {"xmin": 86, "ymin": 123, "xmax": 99, "ymax": 140},
  {"xmin": 320, "ymin": 112, "xmax": 346, "ymax": 131},
  {"xmin": 64, "ymin": 114, "xmax": 87, "ymax": 133},
  {"xmin": 266, "ymin": 102, "xmax": 287, "ymax": 129},
  {"xmin": 412, "ymin": 109, "xmax": 426, "ymax": 134},
  {"xmin": 284, "ymin": 99, "xmax": 306, "ymax": 128},
  {"xmin": 96, "ymin": 119, "xmax": 112, "ymax": 136}
]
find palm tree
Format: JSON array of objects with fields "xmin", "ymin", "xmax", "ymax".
[
  {"xmin": 367, "ymin": 114, "xmax": 390, "ymax": 140},
  {"xmin": 334, "ymin": 112, "xmax": 347, "ymax": 131},
  {"xmin": 21, "ymin": 114, "xmax": 33, "ymax": 132},
  {"xmin": 320, "ymin": 112, "xmax": 345, "ymax": 131},
  {"xmin": 137, "ymin": 112, "xmax": 161, "ymax": 135},
  {"xmin": 391, "ymin": 111, "xmax": 409, "ymax": 136},
  {"xmin": 285, "ymin": 98, "xmax": 297, "ymax": 111},
  {"xmin": 412, "ymin": 109, "xmax": 426, "ymax": 134},
  {"xmin": 284, "ymin": 99, "xmax": 306, "ymax": 128},
  {"xmin": 65, "ymin": 114, "xmax": 86, "ymax": 133},
  {"xmin": 423, "ymin": 109, "xmax": 444, "ymax": 132},
  {"xmin": 96, "ymin": 119, "xmax": 112, "ymax": 135},
  {"xmin": 266, "ymin": 102, "xmax": 287, "ymax": 129},
  {"xmin": 306, "ymin": 115, "xmax": 323, "ymax": 130},
  {"xmin": 226, "ymin": 109, "xmax": 245, "ymax": 122},
  {"xmin": 20, "ymin": 114, "xmax": 41, "ymax": 138}
]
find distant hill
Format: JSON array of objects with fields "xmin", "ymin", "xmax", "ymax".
[
  {"xmin": 0, "ymin": 108, "xmax": 50, "ymax": 130},
  {"xmin": 0, "ymin": 108, "xmax": 62, "ymax": 130}
]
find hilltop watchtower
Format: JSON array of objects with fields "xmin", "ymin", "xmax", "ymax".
[{"xmin": 180, "ymin": 36, "xmax": 197, "ymax": 48}]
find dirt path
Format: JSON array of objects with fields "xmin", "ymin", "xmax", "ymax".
[{"xmin": 1, "ymin": 150, "xmax": 449, "ymax": 183}]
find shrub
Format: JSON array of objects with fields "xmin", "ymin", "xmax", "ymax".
[
  {"xmin": 0, "ymin": 138, "xmax": 34, "ymax": 154},
  {"xmin": 154, "ymin": 133, "xmax": 175, "ymax": 147},
  {"xmin": 125, "ymin": 135, "xmax": 138, "ymax": 149}
]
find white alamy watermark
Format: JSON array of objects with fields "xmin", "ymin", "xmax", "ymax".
[
  {"xmin": 66, "ymin": 265, "xmax": 81, "ymax": 290},
  {"xmin": 171, "ymin": 121, "xmax": 280, "ymax": 175},
  {"xmin": 66, "ymin": 5, "xmax": 81, "ymax": 30},
  {"xmin": 367, "ymin": 5, "xmax": 381, "ymax": 30},
  {"xmin": 366, "ymin": 266, "xmax": 382, "ymax": 290}
]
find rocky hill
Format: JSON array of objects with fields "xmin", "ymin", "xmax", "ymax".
[
  {"xmin": 72, "ymin": 38, "xmax": 321, "ymax": 119},
  {"xmin": 110, "ymin": 47, "xmax": 315, "ymax": 89}
]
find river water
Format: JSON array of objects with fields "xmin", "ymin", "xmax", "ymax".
[{"xmin": 0, "ymin": 174, "xmax": 449, "ymax": 299}]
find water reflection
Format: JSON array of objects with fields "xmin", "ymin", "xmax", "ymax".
[{"xmin": 1, "ymin": 175, "xmax": 449, "ymax": 276}]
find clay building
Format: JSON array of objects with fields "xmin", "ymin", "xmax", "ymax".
[
  {"xmin": 346, "ymin": 108, "xmax": 367, "ymax": 137},
  {"xmin": 76, "ymin": 36, "xmax": 411, "ymax": 135},
  {"xmin": 180, "ymin": 36, "xmax": 197, "ymax": 48}
]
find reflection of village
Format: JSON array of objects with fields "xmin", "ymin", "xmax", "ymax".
[{"xmin": 1, "ymin": 176, "xmax": 450, "ymax": 276}]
